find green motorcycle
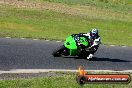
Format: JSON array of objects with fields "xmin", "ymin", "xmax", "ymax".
[{"xmin": 52, "ymin": 34, "xmax": 91, "ymax": 58}]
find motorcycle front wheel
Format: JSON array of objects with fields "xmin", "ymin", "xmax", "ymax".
[{"xmin": 52, "ymin": 45, "xmax": 67, "ymax": 57}]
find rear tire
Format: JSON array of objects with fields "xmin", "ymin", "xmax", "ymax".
[
  {"xmin": 77, "ymin": 50, "xmax": 88, "ymax": 59},
  {"xmin": 52, "ymin": 45, "xmax": 65, "ymax": 57}
]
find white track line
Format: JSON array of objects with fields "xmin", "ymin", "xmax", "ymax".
[
  {"xmin": 110, "ymin": 45, "xmax": 115, "ymax": 46},
  {"xmin": 21, "ymin": 38, "xmax": 25, "ymax": 39},
  {"xmin": 122, "ymin": 46, "xmax": 127, "ymax": 47},
  {"xmin": 33, "ymin": 39, "xmax": 39, "ymax": 40},
  {"xmin": 0, "ymin": 69, "xmax": 132, "ymax": 74},
  {"xmin": 45, "ymin": 40, "xmax": 50, "ymax": 41},
  {"xmin": 57, "ymin": 41, "xmax": 61, "ymax": 42},
  {"xmin": 5, "ymin": 37, "xmax": 11, "ymax": 38}
]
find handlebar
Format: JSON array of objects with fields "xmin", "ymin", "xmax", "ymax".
[{"xmin": 72, "ymin": 34, "xmax": 81, "ymax": 45}]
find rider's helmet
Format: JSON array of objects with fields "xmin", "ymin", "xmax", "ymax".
[{"xmin": 90, "ymin": 28, "xmax": 98, "ymax": 39}]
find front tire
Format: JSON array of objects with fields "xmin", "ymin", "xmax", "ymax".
[{"xmin": 52, "ymin": 45, "xmax": 65, "ymax": 57}]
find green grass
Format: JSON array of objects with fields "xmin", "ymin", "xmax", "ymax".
[
  {"xmin": 0, "ymin": 72, "xmax": 132, "ymax": 88},
  {"xmin": 0, "ymin": 1, "xmax": 132, "ymax": 46}
]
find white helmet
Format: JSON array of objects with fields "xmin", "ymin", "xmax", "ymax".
[{"xmin": 90, "ymin": 28, "xmax": 98, "ymax": 38}]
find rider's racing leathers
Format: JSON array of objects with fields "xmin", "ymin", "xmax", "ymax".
[{"xmin": 78, "ymin": 33, "xmax": 101, "ymax": 59}]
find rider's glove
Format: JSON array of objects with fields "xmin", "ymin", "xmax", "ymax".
[{"xmin": 78, "ymin": 33, "xmax": 84, "ymax": 36}]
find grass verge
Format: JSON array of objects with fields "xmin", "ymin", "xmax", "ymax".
[
  {"xmin": 0, "ymin": 1, "xmax": 132, "ymax": 46},
  {"xmin": 0, "ymin": 72, "xmax": 131, "ymax": 88}
]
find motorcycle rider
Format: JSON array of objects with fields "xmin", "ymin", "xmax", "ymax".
[{"xmin": 77, "ymin": 28, "xmax": 101, "ymax": 59}]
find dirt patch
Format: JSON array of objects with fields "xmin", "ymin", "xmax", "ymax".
[{"xmin": 0, "ymin": 0, "xmax": 130, "ymax": 21}]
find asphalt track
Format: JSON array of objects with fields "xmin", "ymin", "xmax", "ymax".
[{"xmin": 0, "ymin": 38, "xmax": 132, "ymax": 71}]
